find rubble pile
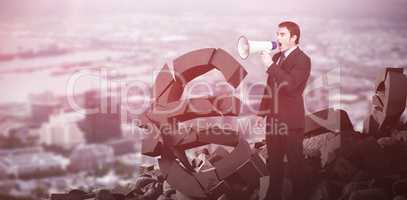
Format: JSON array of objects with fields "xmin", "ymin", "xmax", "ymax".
[
  {"xmin": 50, "ymin": 62, "xmax": 407, "ymax": 199},
  {"xmin": 51, "ymin": 170, "xmax": 172, "ymax": 200}
]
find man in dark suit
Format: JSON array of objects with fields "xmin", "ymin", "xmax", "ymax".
[{"xmin": 258, "ymin": 21, "xmax": 311, "ymax": 200}]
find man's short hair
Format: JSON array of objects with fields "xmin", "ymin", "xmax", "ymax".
[{"xmin": 278, "ymin": 21, "xmax": 300, "ymax": 44}]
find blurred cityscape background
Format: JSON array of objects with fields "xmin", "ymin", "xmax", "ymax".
[{"xmin": 0, "ymin": 0, "xmax": 407, "ymax": 199}]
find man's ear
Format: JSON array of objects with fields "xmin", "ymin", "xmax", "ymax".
[{"xmin": 290, "ymin": 35, "xmax": 297, "ymax": 44}]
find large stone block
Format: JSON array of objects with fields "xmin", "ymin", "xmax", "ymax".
[
  {"xmin": 365, "ymin": 67, "xmax": 407, "ymax": 137},
  {"xmin": 213, "ymin": 139, "xmax": 252, "ymax": 180},
  {"xmin": 320, "ymin": 134, "xmax": 342, "ymax": 167},
  {"xmin": 305, "ymin": 108, "xmax": 354, "ymax": 137}
]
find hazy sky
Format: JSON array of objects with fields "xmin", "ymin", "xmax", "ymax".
[{"xmin": 1, "ymin": 0, "xmax": 407, "ymax": 20}]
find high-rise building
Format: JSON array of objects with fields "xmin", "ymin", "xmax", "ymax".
[
  {"xmin": 29, "ymin": 91, "xmax": 60, "ymax": 125},
  {"xmin": 39, "ymin": 111, "xmax": 85, "ymax": 149},
  {"xmin": 79, "ymin": 90, "xmax": 122, "ymax": 143}
]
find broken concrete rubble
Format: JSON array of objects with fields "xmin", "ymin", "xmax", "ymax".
[{"xmin": 50, "ymin": 49, "xmax": 407, "ymax": 200}]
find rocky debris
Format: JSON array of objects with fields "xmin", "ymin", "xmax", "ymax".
[
  {"xmin": 363, "ymin": 68, "xmax": 407, "ymax": 138},
  {"xmin": 50, "ymin": 65, "xmax": 407, "ymax": 200},
  {"xmin": 49, "ymin": 118, "xmax": 407, "ymax": 200},
  {"xmin": 51, "ymin": 169, "xmax": 172, "ymax": 200}
]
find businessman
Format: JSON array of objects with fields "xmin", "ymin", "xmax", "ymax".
[{"xmin": 258, "ymin": 21, "xmax": 311, "ymax": 200}]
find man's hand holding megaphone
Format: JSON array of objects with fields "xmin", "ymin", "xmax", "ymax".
[
  {"xmin": 260, "ymin": 49, "xmax": 273, "ymax": 69},
  {"xmin": 236, "ymin": 35, "xmax": 278, "ymax": 71}
]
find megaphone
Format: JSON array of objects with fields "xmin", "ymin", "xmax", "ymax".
[{"xmin": 237, "ymin": 35, "xmax": 278, "ymax": 60}]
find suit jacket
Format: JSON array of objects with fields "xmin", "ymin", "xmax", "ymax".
[{"xmin": 258, "ymin": 47, "xmax": 311, "ymax": 130}]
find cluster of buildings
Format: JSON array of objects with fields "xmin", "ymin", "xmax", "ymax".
[
  {"xmin": 0, "ymin": 89, "xmax": 148, "ymax": 199},
  {"xmin": 0, "ymin": 12, "xmax": 406, "ymax": 200}
]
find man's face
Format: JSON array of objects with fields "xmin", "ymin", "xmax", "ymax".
[{"xmin": 276, "ymin": 27, "xmax": 297, "ymax": 52}]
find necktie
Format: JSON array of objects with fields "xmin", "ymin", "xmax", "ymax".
[{"xmin": 277, "ymin": 53, "xmax": 286, "ymax": 65}]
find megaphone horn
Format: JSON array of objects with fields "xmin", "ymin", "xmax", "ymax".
[{"xmin": 237, "ymin": 35, "xmax": 278, "ymax": 60}]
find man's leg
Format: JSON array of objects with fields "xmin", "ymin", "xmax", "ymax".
[
  {"xmin": 266, "ymin": 132, "xmax": 286, "ymax": 200},
  {"xmin": 286, "ymin": 129, "xmax": 306, "ymax": 200}
]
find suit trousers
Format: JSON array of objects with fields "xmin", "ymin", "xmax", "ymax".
[{"xmin": 265, "ymin": 120, "xmax": 306, "ymax": 200}]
